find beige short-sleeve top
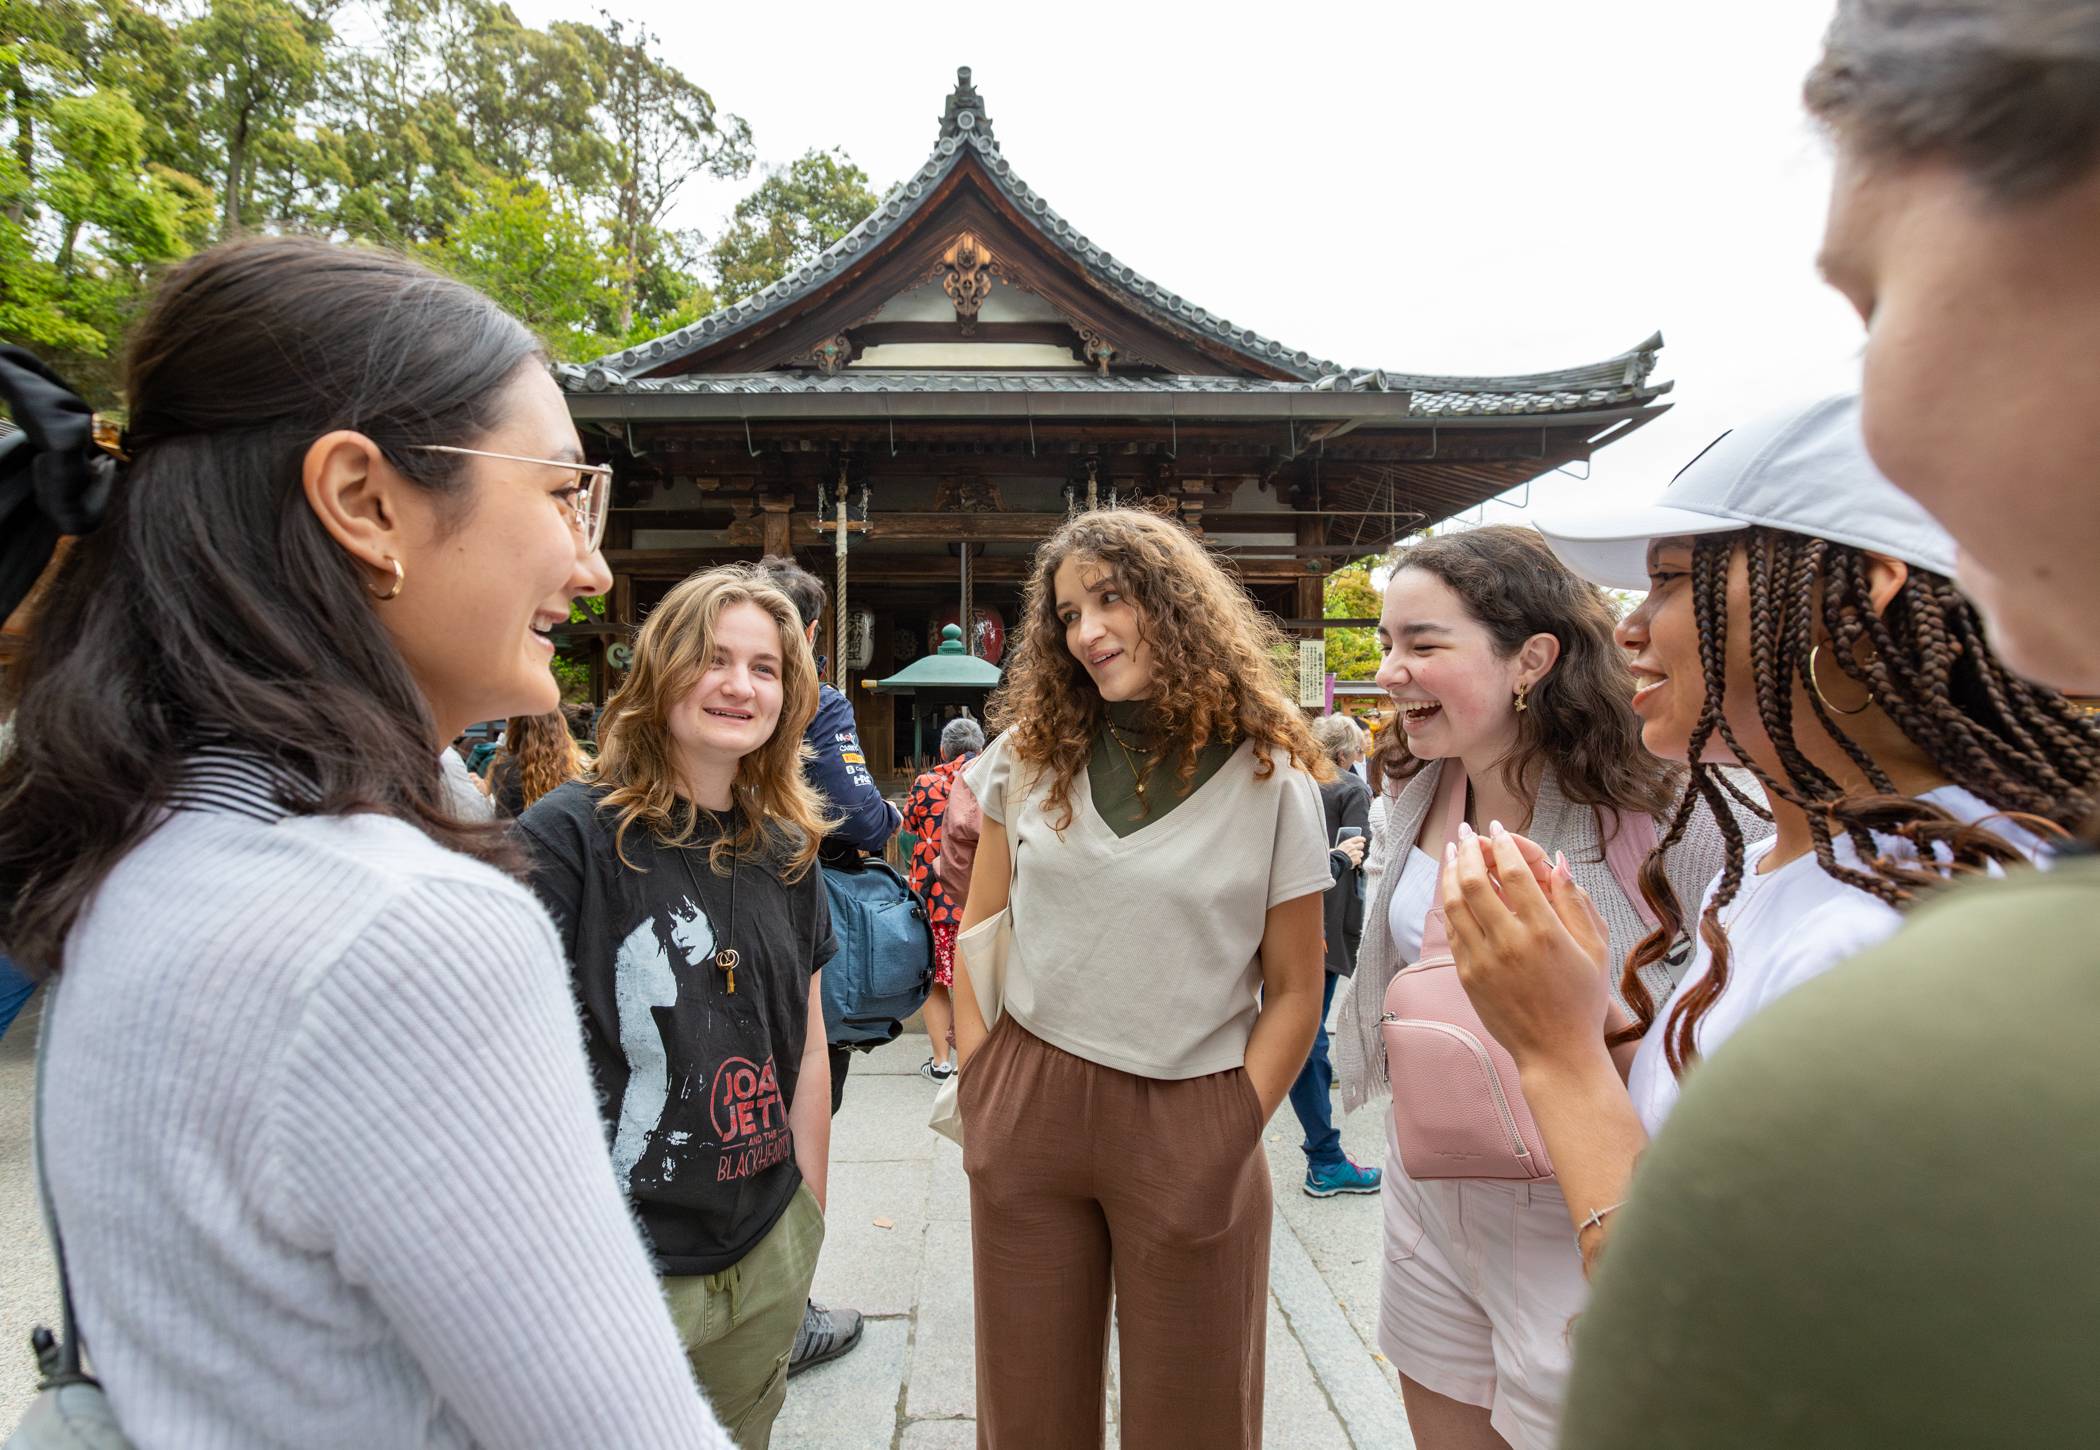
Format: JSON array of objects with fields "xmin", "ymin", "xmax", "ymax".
[{"xmin": 964, "ymin": 731, "xmax": 1332, "ymax": 1080}]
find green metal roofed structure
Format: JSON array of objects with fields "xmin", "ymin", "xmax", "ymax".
[{"xmin": 874, "ymin": 623, "xmax": 1001, "ymax": 768}]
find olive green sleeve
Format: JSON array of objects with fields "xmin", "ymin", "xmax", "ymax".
[{"xmin": 1560, "ymin": 861, "xmax": 2100, "ymax": 1450}]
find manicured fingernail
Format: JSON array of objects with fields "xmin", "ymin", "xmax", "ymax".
[
  {"xmin": 1457, "ymin": 821, "xmax": 1476, "ymax": 840},
  {"xmin": 1489, "ymin": 819, "xmax": 1507, "ymax": 839},
  {"xmin": 1554, "ymin": 850, "xmax": 1568, "ymax": 872},
  {"xmin": 1444, "ymin": 842, "xmax": 1458, "ymax": 866}
]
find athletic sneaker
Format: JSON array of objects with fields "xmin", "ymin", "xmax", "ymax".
[
  {"xmin": 788, "ymin": 1300, "xmax": 864, "ymax": 1378},
  {"xmin": 1303, "ymin": 1157, "xmax": 1382, "ymax": 1198},
  {"xmin": 920, "ymin": 1057, "xmax": 956, "ymax": 1082}
]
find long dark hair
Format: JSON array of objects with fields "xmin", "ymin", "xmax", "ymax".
[
  {"xmin": 1370, "ymin": 526, "xmax": 1679, "ymax": 823},
  {"xmin": 0, "ymin": 236, "xmax": 545, "ymax": 975},
  {"xmin": 1622, "ymin": 528, "xmax": 2100, "ymax": 1076}
]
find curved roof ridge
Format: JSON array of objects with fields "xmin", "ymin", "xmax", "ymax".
[{"xmin": 581, "ymin": 66, "xmax": 1350, "ymax": 384}]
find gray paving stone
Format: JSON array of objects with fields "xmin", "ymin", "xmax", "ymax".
[
  {"xmin": 1269, "ymin": 1189, "xmax": 1416, "ymax": 1447},
  {"xmin": 1263, "ymin": 1294, "xmax": 1352, "ymax": 1448},
  {"xmin": 775, "ymin": 1315, "xmax": 908, "ymax": 1450},
  {"xmin": 899, "ymin": 1420, "xmax": 977, "ymax": 1448},
  {"xmin": 0, "ymin": 1002, "xmax": 52, "ymax": 1431},
  {"xmin": 905, "ymin": 1219, "xmax": 978, "ymax": 1421},
  {"xmin": 832, "ymin": 1073, "xmax": 942, "ymax": 1164},
  {"xmin": 809, "ymin": 1157, "xmax": 931, "ymax": 1318}
]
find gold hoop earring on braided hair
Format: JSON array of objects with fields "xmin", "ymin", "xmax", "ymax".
[
  {"xmin": 369, "ymin": 557, "xmax": 404, "ymax": 602},
  {"xmin": 1808, "ymin": 640, "xmax": 1873, "ymax": 716},
  {"xmin": 1513, "ymin": 681, "xmax": 1531, "ymax": 712}
]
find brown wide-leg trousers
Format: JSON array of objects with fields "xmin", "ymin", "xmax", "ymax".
[{"xmin": 960, "ymin": 1015, "xmax": 1273, "ymax": 1449}]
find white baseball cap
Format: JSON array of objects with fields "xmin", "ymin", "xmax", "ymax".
[{"xmin": 1532, "ymin": 394, "xmax": 1958, "ymax": 592}]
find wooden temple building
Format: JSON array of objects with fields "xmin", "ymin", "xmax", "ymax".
[{"xmin": 557, "ymin": 68, "xmax": 1672, "ymax": 782}]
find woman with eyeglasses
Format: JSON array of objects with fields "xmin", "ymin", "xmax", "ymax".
[{"xmin": 0, "ymin": 237, "xmax": 732, "ymax": 1446}]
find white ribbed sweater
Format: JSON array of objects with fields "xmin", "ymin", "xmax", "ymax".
[{"xmin": 35, "ymin": 757, "xmax": 729, "ymax": 1449}]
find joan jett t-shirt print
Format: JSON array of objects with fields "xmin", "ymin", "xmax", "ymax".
[{"xmin": 519, "ymin": 780, "xmax": 837, "ymax": 1275}]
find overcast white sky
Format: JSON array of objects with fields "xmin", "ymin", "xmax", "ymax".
[{"xmin": 508, "ymin": 1, "xmax": 1864, "ymax": 522}]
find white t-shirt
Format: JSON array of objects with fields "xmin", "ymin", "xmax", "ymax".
[
  {"xmin": 1627, "ymin": 785, "xmax": 2051, "ymax": 1133},
  {"xmin": 1385, "ymin": 846, "xmax": 1441, "ymax": 966},
  {"xmin": 966, "ymin": 732, "xmax": 1332, "ymax": 1079}
]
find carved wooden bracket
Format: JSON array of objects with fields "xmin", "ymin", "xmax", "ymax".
[
  {"xmin": 935, "ymin": 231, "xmax": 1002, "ymax": 334},
  {"xmin": 1078, "ymin": 327, "xmax": 1117, "ymax": 376},
  {"xmin": 932, "ymin": 474, "xmax": 1005, "ymax": 513},
  {"xmin": 792, "ymin": 333, "xmax": 855, "ymax": 375}
]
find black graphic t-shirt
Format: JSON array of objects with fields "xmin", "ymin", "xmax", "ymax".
[{"xmin": 519, "ymin": 780, "xmax": 837, "ymax": 1275}]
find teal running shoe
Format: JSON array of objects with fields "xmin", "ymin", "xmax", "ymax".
[{"xmin": 1303, "ymin": 1158, "xmax": 1382, "ymax": 1198}]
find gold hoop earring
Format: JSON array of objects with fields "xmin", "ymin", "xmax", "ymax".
[
  {"xmin": 1808, "ymin": 640, "xmax": 1873, "ymax": 716},
  {"xmin": 1513, "ymin": 681, "xmax": 1530, "ymax": 712},
  {"xmin": 369, "ymin": 557, "xmax": 404, "ymax": 602}
]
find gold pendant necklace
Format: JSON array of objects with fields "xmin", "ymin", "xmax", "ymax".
[
  {"xmin": 1106, "ymin": 726, "xmax": 1150, "ymax": 800},
  {"xmin": 676, "ymin": 833, "xmax": 742, "ymax": 994}
]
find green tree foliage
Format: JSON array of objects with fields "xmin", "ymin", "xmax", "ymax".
[
  {"xmin": 0, "ymin": 1, "xmax": 864, "ymax": 401},
  {"xmin": 572, "ymin": 13, "xmax": 750, "ymax": 336},
  {"xmin": 418, "ymin": 175, "xmax": 612, "ymax": 359},
  {"xmin": 1324, "ymin": 557, "xmax": 1385, "ymax": 682},
  {"xmin": 710, "ymin": 147, "xmax": 877, "ymax": 305}
]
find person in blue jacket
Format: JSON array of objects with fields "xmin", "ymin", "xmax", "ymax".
[{"xmin": 755, "ymin": 554, "xmax": 899, "ymax": 1381}]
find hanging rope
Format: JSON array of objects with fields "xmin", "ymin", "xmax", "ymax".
[
  {"xmin": 833, "ymin": 475, "xmax": 849, "ymax": 691},
  {"xmin": 959, "ymin": 542, "xmax": 974, "ymax": 658}
]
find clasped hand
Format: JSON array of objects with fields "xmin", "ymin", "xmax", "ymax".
[{"xmin": 1439, "ymin": 824, "xmax": 1616, "ymax": 1072}]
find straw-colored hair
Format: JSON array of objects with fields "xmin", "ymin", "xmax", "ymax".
[{"xmin": 593, "ymin": 566, "xmax": 836, "ymax": 880}]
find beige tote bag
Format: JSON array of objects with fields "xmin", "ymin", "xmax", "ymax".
[{"xmin": 928, "ymin": 906, "xmax": 1012, "ymax": 1146}]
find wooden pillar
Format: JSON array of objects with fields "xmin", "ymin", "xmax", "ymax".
[
  {"xmin": 759, "ymin": 494, "xmax": 793, "ymax": 558},
  {"xmin": 1294, "ymin": 514, "xmax": 1326, "ymax": 640}
]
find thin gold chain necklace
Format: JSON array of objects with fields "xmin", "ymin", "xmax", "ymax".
[{"xmin": 1105, "ymin": 726, "xmax": 1151, "ymax": 800}]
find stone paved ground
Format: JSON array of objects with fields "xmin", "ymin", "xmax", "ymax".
[
  {"xmin": 1, "ymin": 1005, "xmax": 1416, "ymax": 1448},
  {"xmin": 775, "ymin": 1029, "xmax": 1413, "ymax": 1450}
]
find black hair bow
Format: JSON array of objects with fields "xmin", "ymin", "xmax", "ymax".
[{"xmin": 0, "ymin": 346, "xmax": 117, "ymax": 622}]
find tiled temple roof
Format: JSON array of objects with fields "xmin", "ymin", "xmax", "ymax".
[{"xmin": 564, "ymin": 68, "xmax": 1669, "ymax": 418}]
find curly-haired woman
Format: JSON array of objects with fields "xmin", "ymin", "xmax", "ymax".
[
  {"xmin": 488, "ymin": 707, "xmax": 592, "ymax": 816},
  {"xmin": 517, "ymin": 565, "xmax": 840, "ymax": 1448},
  {"xmin": 1328, "ymin": 524, "xmax": 1761, "ymax": 1450},
  {"xmin": 1442, "ymin": 396, "xmax": 2100, "ymax": 1448},
  {"xmin": 950, "ymin": 507, "xmax": 1332, "ymax": 1449}
]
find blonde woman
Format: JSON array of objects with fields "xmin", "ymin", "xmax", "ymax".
[
  {"xmin": 489, "ymin": 708, "xmax": 592, "ymax": 816},
  {"xmin": 518, "ymin": 565, "xmax": 839, "ymax": 1449},
  {"xmin": 953, "ymin": 508, "xmax": 1332, "ymax": 1449}
]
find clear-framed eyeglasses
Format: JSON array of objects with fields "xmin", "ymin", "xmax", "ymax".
[{"xmin": 411, "ymin": 445, "xmax": 612, "ymax": 553}]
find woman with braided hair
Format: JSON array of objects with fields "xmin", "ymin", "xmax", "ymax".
[
  {"xmin": 1437, "ymin": 392, "xmax": 2097, "ymax": 1272},
  {"xmin": 1550, "ymin": 8, "xmax": 2100, "ymax": 1445}
]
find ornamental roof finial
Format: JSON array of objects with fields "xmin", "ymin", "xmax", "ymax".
[{"xmin": 938, "ymin": 66, "xmax": 995, "ymax": 144}]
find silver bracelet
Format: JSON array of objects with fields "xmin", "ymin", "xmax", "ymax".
[{"xmin": 1574, "ymin": 1200, "xmax": 1628, "ymax": 1245}]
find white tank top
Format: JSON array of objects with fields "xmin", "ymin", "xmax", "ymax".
[{"xmin": 1385, "ymin": 846, "xmax": 1442, "ymax": 965}]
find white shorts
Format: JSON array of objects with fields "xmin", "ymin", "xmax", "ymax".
[{"xmin": 1377, "ymin": 1116, "xmax": 1590, "ymax": 1450}]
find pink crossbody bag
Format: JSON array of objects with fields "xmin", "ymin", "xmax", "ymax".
[{"xmin": 1380, "ymin": 771, "xmax": 1658, "ymax": 1182}]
